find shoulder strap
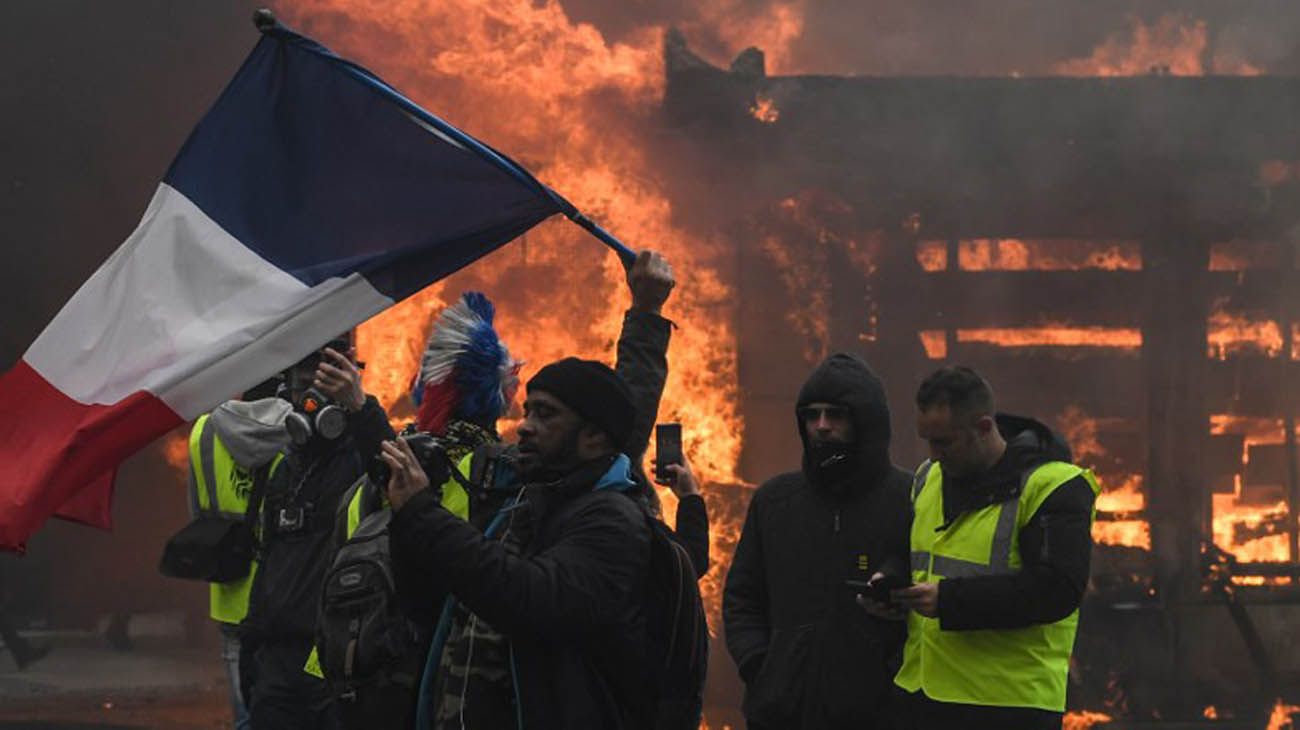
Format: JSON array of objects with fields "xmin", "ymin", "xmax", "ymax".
[{"xmin": 243, "ymin": 462, "xmax": 271, "ymax": 529}]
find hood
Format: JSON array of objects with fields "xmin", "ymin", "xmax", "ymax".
[
  {"xmin": 996, "ymin": 413, "xmax": 1073, "ymax": 471},
  {"xmin": 795, "ymin": 353, "xmax": 894, "ymax": 490},
  {"xmin": 208, "ymin": 397, "xmax": 293, "ymax": 469},
  {"xmin": 944, "ymin": 412, "xmax": 1074, "ymax": 520}
]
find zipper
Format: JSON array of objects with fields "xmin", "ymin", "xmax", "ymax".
[{"xmin": 834, "ymin": 510, "xmax": 841, "ymax": 533}]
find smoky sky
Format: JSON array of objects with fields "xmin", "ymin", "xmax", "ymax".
[{"xmin": 562, "ymin": 0, "xmax": 1300, "ymax": 75}]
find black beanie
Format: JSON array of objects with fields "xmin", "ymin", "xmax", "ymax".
[{"xmin": 528, "ymin": 358, "xmax": 635, "ymax": 449}]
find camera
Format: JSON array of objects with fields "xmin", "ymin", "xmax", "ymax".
[{"xmin": 368, "ymin": 424, "xmax": 451, "ymax": 489}]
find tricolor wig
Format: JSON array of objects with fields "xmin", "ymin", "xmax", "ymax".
[{"xmin": 411, "ymin": 292, "xmax": 521, "ymax": 435}]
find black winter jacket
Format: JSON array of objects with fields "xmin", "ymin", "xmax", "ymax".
[
  {"xmin": 390, "ymin": 456, "xmax": 654, "ymax": 730},
  {"xmin": 723, "ymin": 353, "xmax": 911, "ymax": 729}
]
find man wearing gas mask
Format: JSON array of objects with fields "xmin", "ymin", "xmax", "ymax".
[
  {"xmin": 723, "ymin": 353, "xmax": 912, "ymax": 729},
  {"xmin": 241, "ymin": 332, "xmax": 395, "ymax": 730}
]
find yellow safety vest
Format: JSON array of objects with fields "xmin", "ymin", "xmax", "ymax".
[
  {"xmin": 188, "ymin": 414, "xmax": 283, "ymax": 625},
  {"xmin": 894, "ymin": 459, "xmax": 1099, "ymax": 712}
]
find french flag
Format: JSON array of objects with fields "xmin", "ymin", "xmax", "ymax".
[{"xmin": 0, "ymin": 13, "xmax": 630, "ymax": 551}]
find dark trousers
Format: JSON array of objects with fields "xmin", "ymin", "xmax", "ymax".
[
  {"xmin": 904, "ymin": 690, "xmax": 1062, "ymax": 730},
  {"xmin": 249, "ymin": 639, "xmax": 340, "ymax": 730}
]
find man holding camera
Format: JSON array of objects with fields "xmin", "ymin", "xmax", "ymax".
[
  {"xmin": 382, "ymin": 358, "xmax": 655, "ymax": 729},
  {"xmin": 241, "ymin": 334, "xmax": 395, "ymax": 730},
  {"xmin": 723, "ymin": 353, "xmax": 912, "ymax": 729}
]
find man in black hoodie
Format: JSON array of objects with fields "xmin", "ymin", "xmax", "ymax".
[
  {"xmin": 723, "ymin": 353, "xmax": 912, "ymax": 729},
  {"xmin": 882, "ymin": 366, "xmax": 1098, "ymax": 730}
]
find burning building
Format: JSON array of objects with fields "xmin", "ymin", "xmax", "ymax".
[{"xmin": 655, "ymin": 30, "xmax": 1300, "ymax": 726}]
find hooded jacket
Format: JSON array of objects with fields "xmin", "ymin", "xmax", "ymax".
[
  {"xmin": 723, "ymin": 354, "xmax": 911, "ymax": 729},
  {"xmin": 933, "ymin": 413, "xmax": 1096, "ymax": 632},
  {"xmin": 207, "ymin": 398, "xmax": 292, "ymax": 469}
]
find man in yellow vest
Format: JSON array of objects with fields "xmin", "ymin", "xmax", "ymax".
[
  {"xmin": 186, "ymin": 394, "xmax": 290, "ymax": 730},
  {"xmin": 869, "ymin": 366, "xmax": 1098, "ymax": 730}
]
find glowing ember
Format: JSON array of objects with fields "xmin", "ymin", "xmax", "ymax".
[
  {"xmin": 1062, "ymin": 710, "xmax": 1112, "ymax": 730},
  {"xmin": 1204, "ymin": 705, "xmax": 1218, "ymax": 719},
  {"xmin": 918, "ymin": 330, "xmax": 947, "ymax": 360},
  {"xmin": 958, "ymin": 239, "xmax": 1141, "ymax": 271},
  {"xmin": 956, "ymin": 326, "xmax": 1142, "ymax": 350},
  {"xmin": 749, "ymin": 94, "xmax": 780, "ymax": 123},
  {"xmin": 1210, "ymin": 240, "xmax": 1287, "ymax": 272},
  {"xmin": 916, "ymin": 241, "xmax": 948, "ymax": 272}
]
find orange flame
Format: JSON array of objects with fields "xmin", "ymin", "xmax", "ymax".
[
  {"xmin": 956, "ymin": 326, "xmax": 1142, "ymax": 349},
  {"xmin": 958, "ymin": 239, "xmax": 1141, "ymax": 271},
  {"xmin": 1269, "ymin": 700, "xmax": 1300, "ymax": 730},
  {"xmin": 1207, "ymin": 302, "xmax": 1285, "ymax": 360},
  {"xmin": 1063, "ymin": 710, "xmax": 1113, "ymax": 730},
  {"xmin": 915, "ymin": 241, "xmax": 948, "ymax": 272},
  {"xmin": 749, "ymin": 94, "xmax": 780, "ymax": 123},
  {"xmin": 1055, "ymin": 13, "xmax": 1263, "ymax": 77}
]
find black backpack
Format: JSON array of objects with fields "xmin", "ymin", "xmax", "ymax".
[
  {"xmin": 316, "ymin": 479, "xmax": 427, "ymax": 730},
  {"xmin": 643, "ymin": 513, "xmax": 709, "ymax": 730}
]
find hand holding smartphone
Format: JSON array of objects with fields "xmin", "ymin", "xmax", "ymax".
[{"xmin": 655, "ymin": 423, "xmax": 683, "ymax": 487}]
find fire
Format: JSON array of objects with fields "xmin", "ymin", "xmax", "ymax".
[
  {"xmin": 917, "ymin": 330, "xmax": 947, "ymax": 360},
  {"xmin": 1062, "ymin": 710, "xmax": 1112, "ymax": 730},
  {"xmin": 759, "ymin": 232, "xmax": 829, "ymax": 363},
  {"xmin": 279, "ymin": 0, "xmax": 805, "ymax": 487},
  {"xmin": 957, "ymin": 239, "xmax": 1141, "ymax": 271},
  {"xmin": 956, "ymin": 326, "xmax": 1142, "ymax": 350},
  {"xmin": 915, "ymin": 241, "xmax": 948, "ymax": 272},
  {"xmin": 1204, "ymin": 705, "xmax": 1218, "ymax": 719},
  {"xmin": 1054, "ymin": 13, "xmax": 1263, "ymax": 78},
  {"xmin": 749, "ymin": 94, "xmax": 780, "ymax": 123},
  {"xmin": 1090, "ymin": 473, "xmax": 1150, "ymax": 550},
  {"xmin": 1269, "ymin": 700, "xmax": 1300, "ymax": 730},
  {"xmin": 1207, "ymin": 301, "xmax": 1284, "ymax": 360},
  {"xmin": 1208, "ymin": 415, "xmax": 1296, "ymax": 564},
  {"xmin": 162, "ymin": 432, "xmax": 191, "ymax": 472}
]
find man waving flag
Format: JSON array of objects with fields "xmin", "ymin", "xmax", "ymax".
[{"xmin": 0, "ymin": 11, "xmax": 632, "ymax": 551}]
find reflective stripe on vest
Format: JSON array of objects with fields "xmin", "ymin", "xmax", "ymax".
[
  {"xmin": 187, "ymin": 415, "xmax": 283, "ymax": 625},
  {"xmin": 895, "ymin": 459, "xmax": 1099, "ymax": 712}
]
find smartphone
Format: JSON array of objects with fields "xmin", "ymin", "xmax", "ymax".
[
  {"xmin": 655, "ymin": 423, "xmax": 683, "ymax": 486},
  {"xmin": 864, "ymin": 574, "xmax": 912, "ymax": 605}
]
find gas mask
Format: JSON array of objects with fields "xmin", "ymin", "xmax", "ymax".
[{"xmin": 279, "ymin": 353, "xmax": 348, "ymax": 446}]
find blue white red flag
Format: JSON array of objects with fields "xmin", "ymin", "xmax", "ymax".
[{"xmin": 0, "ymin": 16, "xmax": 629, "ymax": 550}]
